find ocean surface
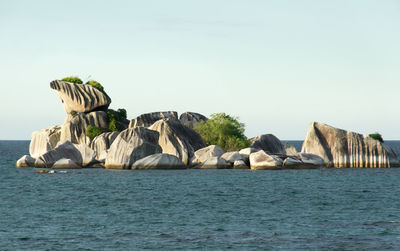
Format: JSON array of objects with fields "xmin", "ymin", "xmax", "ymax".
[{"xmin": 2, "ymin": 140, "xmax": 400, "ymax": 250}]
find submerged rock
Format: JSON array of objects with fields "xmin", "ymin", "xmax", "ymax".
[
  {"xmin": 29, "ymin": 125, "xmax": 61, "ymax": 158},
  {"xmin": 132, "ymin": 153, "xmax": 186, "ymax": 170},
  {"xmin": 302, "ymin": 122, "xmax": 399, "ymax": 168},
  {"xmin": 105, "ymin": 127, "xmax": 162, "ymax": 169},
  {"xmin": 50, "ymin": 80, "xmax": 111, "ymax": 114},
  {"xmin": 149, "ymin": 118, "xmax": 205, "ymax": 165},
  {"xmin": 129, "ymin": 111, "xmax": 178, "ymax": 128},
  {"xmin": 16, "ymin": 155, "xmax": 36, "ymax": 167},
  {"xmin": 179, "ymin": 112, "xmax": 208, "ymax": 129},
  {"xmin": 250, "ymin": 134, "xmax": 285, "ymax": 155}
]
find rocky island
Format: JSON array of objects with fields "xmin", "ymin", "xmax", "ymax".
[{"xmin": 16, "ymin": 79, "xmax": 400, "ymax": 169}]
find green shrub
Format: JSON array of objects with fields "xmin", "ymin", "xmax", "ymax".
[
  {"xmin": 369, "ymin": 132, "xmax": 384, "ymax": 143},
  {"xmin": 85, "ymin": 80, "xmax": 105, "ymax": 93},
  {"xmin": 86, "ymin": 125, "xmax": 105, "ymax": 139},
  {"xmin": 106, "ymin": 108, "xmax": 127, "ymax": 132},
  {"xmin": 61, "ymin": 76, "xmax": 83, "ymax": 84},
  {"xmin": 194, "ymin": 113, "xmax": 249, "ymax": 152}
]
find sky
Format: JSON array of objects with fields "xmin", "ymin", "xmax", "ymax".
[{"xmin": 0, "ymin": 0, "xmax": 399, "ymax": 140}]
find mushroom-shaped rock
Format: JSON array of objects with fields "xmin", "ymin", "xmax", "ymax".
[
  {"xmin": 50, "ymin": 80, "xmax": 111, "ymax": 114},
  {"xmin": 179, "ymin": 112, "xmax": 208, "ymax": 129},
  {"xmin": 30, "ymin": 125, "xmax": 61, "ymax": 158},
  {"xmin": 200, "ymin": 157, "xmax": 231, "ymax": 169},
  {"xmin": 233, "ymin": 159, "xmax": 249, "ymax": 169},
  {"xmin": 284, "ymin": 142, "xmax": 298, "ymax": 156},
  {"xmin": 129, "ymin": 111, "xmax": 178, "ymax": 128},
  {"xmin": 105, "ymin": 127, "xmax": 162, "ymax": 169},
  {"xmin": 149, "ymin": 118, "xmax": 205, "ymax": 165},
  {"xmin": 250, "ymin": 134, "xmax": 285, "ymax": 154},
  {"xmin": 52, "ymin": 158, "xmax": 81, "ymax": 169},
  {"xmin": 37, "ymin": 141, "xmax": 96, "ymax": 168},
  {"xmin": 192, "ymin": 145, "xmax": 225, "ymax": 164},
  {"xmin": 16, "ymin": 155, "xmax": 36, "ymax": 167},
  {"xmin": 60, "ymin": 111, "xmax": 109, "ymax": 146},
  {"xmin": 132, "ymin": 153, "xmax": 186, "ymax": 170},
  {"xmin": 249, "ymin": 150, "xmax": 283, "ymax": 170},
  {"xmin": 302, "ymin": 122, "xmax": 399, "ymax": 168},
  {"xmin": 90, "ymin": 131, "xmax": 119, "ymax": 160},
  {"xmin": 221, "ymin": 151, "xmax": 243, "ymax": 164}
]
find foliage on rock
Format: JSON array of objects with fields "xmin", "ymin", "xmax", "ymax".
[
  {"xmin": 369, "ymin": 132, "xmax": 384, "ymax": 143},
  {"xmin": 194, "ymin": 113, "xmax": 249, "ymax": 152},
  {"xmin": 106, "ymin": 108, "xmax": 127, "ymax": 132},
  {"xmin": 85, "ymin": 80, "xmax": 105, "ymax": 93},
  {"xmin": 85, "ymin": 125, "xmax": 105, "ymax": 139},
  {"xmin": 61, "ymin": 76, "xmax": 83, "ymax": 84}
]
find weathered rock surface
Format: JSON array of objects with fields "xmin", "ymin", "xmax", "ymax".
[
  {"xmin": 284, "ymin": 142, "xmax": 298, "ymax": 155},
  {"xmin": 90, "ymin": 132, "xmax": 119, "ymax": 160},
  {"xmin": 16, "ymin": 155, "xmax": 36, "ymax": 167},
  {"xmin": 297, "ymin": 153, "xmax": 325, "ymax": 166},
  {"xmin": 249, "ymin": 150, "xmax": 283, "ymax": 170},
  {"xmin": 250, "ymin": 134, "xmax": 285, "ymax": 154},
  {"xmin": 129, "ymin": 111, "xmax": 178, "ymax": 128},
  {"xmin": 301, "ymin": 122, "xmax": 400, "ymax": 168},
  {"xmin": 221, "ymin": 151, "xmax": 243, "ymax": 164},
  {"xmin": 200, "ymin": 157, "xmax": 231, "ymax": 169},
  {"xmin": 192, "ymin": 145, "xmax": 225, "ymax": 164},
  {"xmin": 37, "ymin": 141, "xmax": 96, "ymax": 168},
  {"xmin": 233, "ymin": 159, "xmax": 249, "ymax": 169},
  {"xmin": 52, "ymin": 158, "xmax": 81, "ymax": 169},
  {"xmin": 105, "ymin": 127, "xmax": 162, "ymax": 169},
  {"xmin": 50, "ymin": 80, "xmax": 111, "ymax": 114},
  {"xmin": 30, "ymin": 125, "xmax": 61, "ymax": 158},
  {"xmin": 179, "ymin": 112, "xmax": 208, "ymax": 129},
  {"xmin": 149, "ymin": 118, "xmax": 205, "ymax": 165},
  {"xmin": 132, "ymin": 153, "xmax": 186, "ymax": 170},
  {"xmin": 60, "ymin": 111, "xmax": 108, "ymax": 145}
]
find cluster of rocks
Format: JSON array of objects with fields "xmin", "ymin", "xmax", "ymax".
[{"xmin": 16, "ymin": 80, "xmax": 400, "ymax": 169}]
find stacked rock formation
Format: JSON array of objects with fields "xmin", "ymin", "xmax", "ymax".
[{"xmin": 302, "ymin": 122, "xmax": 400, "ymax": 168}]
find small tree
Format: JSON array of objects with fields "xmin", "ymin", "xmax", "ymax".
[
  {"xmin": 194, "ymin": 113, "xmax": 249, "ymax": 152},
  {"xmin": 369, "ymin": 132, "xmax": 384, "ymax": 143},
  {"xmin": 85, "ymin": 125, "xmax": 105, "ymax": 139}
]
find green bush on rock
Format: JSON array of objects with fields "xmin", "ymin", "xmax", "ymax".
[
  {"xmin": 106, "ymin": 108, "xmax": 127, "ymax": 132},
  {"xmin": 86, "ymin": 125, "xmax": 105, "ymax": 139},
  {"xmin": 194, "ymin": 113, "xmax": 249, "ymax": 152},
  {"xmin": 61, "ymin": 76, "xmax": 83, "ymax": 84},
  {"xmin": 369, "ymin": 132, "xmax": 384, "ymax": 143},
  {"xmin": 85, "ymin": 80, "xmax": 105, "ymax": 93}
]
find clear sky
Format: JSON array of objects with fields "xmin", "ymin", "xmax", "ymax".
[{"xmin": 1, "ymin": 0, "xmax": 399, "ymax": 140}]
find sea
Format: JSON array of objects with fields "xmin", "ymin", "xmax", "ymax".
[{"xmin": 1, "ymin": 140, "xmax": 400, "ymax": 250}]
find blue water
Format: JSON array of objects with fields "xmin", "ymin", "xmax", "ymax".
[{"xmin": 2, "ymin": 141, "xmax": 400, "ymax": 250}]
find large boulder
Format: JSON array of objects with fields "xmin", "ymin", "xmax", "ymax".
[
  {"xmin": 249, "ymin": 150, "xmax": 283, "ymax": 170},
  {"xmin": 90, "ymin": 132, "xmax": 119, "ymax": 160},
  {"xmin": 302, "ymin": 122, "xmax": 400, "ymax": 168},
  {"xmin": 36, "ymin": 141, "xmax": 96, "ymax": 168},
  {"xmin": 200, "ymin": 157, "xmax": 231, "ymax": 169},
  {"xmin": 179, "ymin": 112, "xmax": 208, "ymax": 129},
  {"xmin": 132, "ymin": 153, "xmax": 186, "ymax": 170},
  {"xmin": 105, "ymin": 127, "xmax": 162, "ymax": 169},
  {"xmin": 29, "ymin": 125, "xmax": 61, "ymax": 158},
  {"xmin": 192, "ymin": 145, "xmax": 225, "ymax": 165},
  {"xmin": 250, "ymin": 134, "xmax": 285, "ymax": 155},
  {"xmin": 52, "ymin": 158, "xmax": 81, "ymax": 169},
  {"xmin": 149, "ymin": 118, "xmax": 205, "ymax": 165},
  {"xmin": 60, "ymin": 111, "xmax": 109, "ymax": 146},
  {"xmin": 50, "ymin": 80, "xmax": 111, "ymax": 114},
  {"xmin": 16, "ymin": 155, "xmax": 36, "ymax": 167},
  {"xmin": 221, "ymin": 151, "xmax": 243, "ymax": 164},
  {"xmin": 129, "ymin": 111, "xmax": 178, "ymax": 128}
]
